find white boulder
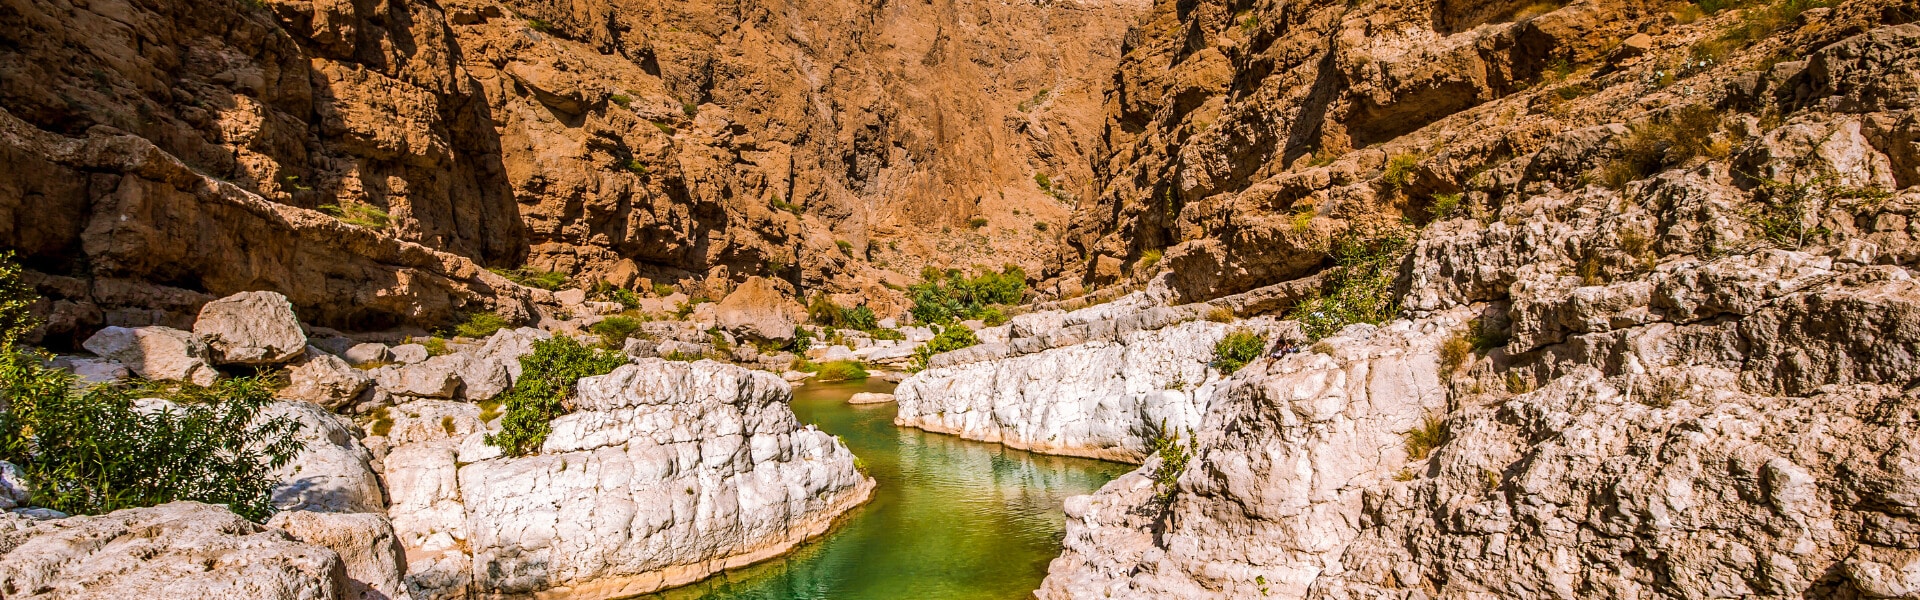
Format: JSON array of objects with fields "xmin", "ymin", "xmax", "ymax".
[
  {"xmin": 193, "ymin": 291, "xmax": 308, "ymax": 365},
  {"xmin": 81, "ymin": 326, "xmax": 217, "ymax": 386}
]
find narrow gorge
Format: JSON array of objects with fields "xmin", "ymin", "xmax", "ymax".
[{"xmin": 3, "ymin": 0, "xmax": 1920, "ymax": 598}]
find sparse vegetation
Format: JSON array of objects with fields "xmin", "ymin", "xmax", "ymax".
[
  {"xmin": 1748, "ymin": 174, "xmax": 1882, "ymax": 249},
  {"xmin": 1211, "ymin": 329, "xmax": 1267, "ymax": 375},
  {"xmin": 589, "ymin": 316, "xmax": 645, "ymax": 348},
  {"xmin": 1467, "ymin": 318, "xmax": 1510, "ymax": 353},
  {"xmin": 1382, "ymin": 153, "xmax": 1420, "ymax": 190},
  {"xmin": 420, "ymin": 337, "xmax": 451, "ymax": 357},
  {"xmin": 1135, "ymin": 249, "xmax": 1164, "ymax": 275},
  {"xmin": 491, "ymin": 267, "xmax": 571, "ymax": 291},
  {"xmin": 485, "ymin": 337, "xmax": 629, "ymax": 457},
  {"xmin": 652, "ymin": 282, "xmax": 677, "ymax": 297},
  {"xmin": 1018, "ymin": 88, "xmax": 1053, "ymax": 112},
  {"xmin": 1034, "ymin": 222, "xmax": 1050, "ymax": 232},
  {"xmin": 1403, "ymin": 414, "xmax": 1447, "ymax": 460},
  {"xmin": 1287, "ymin": 226, "xmax": 1413, "ymax": 341},
  {"xmin": 1600, "ymin": 105, "xmax": 1730, "ymax": 189},
  {"xmin": 609, "ymin": 93, "xmax": 632, "ymax": 107},
  {"xmin": 1205, "ymin": 306, "xmax": 1235, "ymax": 323},
  {"xmin": 968, "ymin": 217, "xmax": 989, "ymax": 229},
  {"xmin": 451, "ymin": 312, "xmax": 510, "ymax": 339},
  {"xmin": 1439, "ymin": 330, "xmax": 1473, "ymax": 374},
  {"xmin": 1146, "ymin": 422, "xmax": 1193, "ymax": 507},
  {"xmin": 1427, "ymin": 193, "xmax": 1463, "ymax": 221},
  {"xmin": 1504, "ymin": 372, "xmax": 1534, "ymax": 394},
  {"xmin": 907, "ymin": 265, "xmax": 1027, "ymax": 325},
  {"xmin": 318, "ymin": 203, "xmax": 392, "ymax": 230},
  {"xmin": 771, "ymin": 196, "xmax": 802, "ymax": 215},
  {"xmin": 526, "ymin": 18, "xmax": 554, "ymax": 32}
]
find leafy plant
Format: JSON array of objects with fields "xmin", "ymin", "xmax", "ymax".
[
  {"xmin": 0, "ymin": 254, "xmax": 302, "ymax": 522},
  {"xmin": 1383, "ymin": 153, "xmax": 1421, "ymax": 190},
  {"xmin": 1428, "ymin": 193, "xmax": 1464, "ymax": 221},
  {"xmin": 1146, "ymin": 422, "xmax": 1193, "ymax": 507},
  {"xmin": 652, "ymin": 283, "xmax": 677, "ymax": 297},
  {"xmin": 911, "ymin": 325, "xmax": 980, "ymax": 372},
  {"xmin": 484, "ymin": 337, "xmax": 628, "ymax": 457},
  {"xmin": 1287, "ymin": 226, "xmax": 1413, "ymax": 340},
  {"xmin": 1211, "ymin": 329, "xmax": 1266, "ymax": 375}
]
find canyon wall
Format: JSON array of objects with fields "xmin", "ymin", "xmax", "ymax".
[{"xmin": 0, "ymin": 0, "xmax": 1145, "ymax": 342}]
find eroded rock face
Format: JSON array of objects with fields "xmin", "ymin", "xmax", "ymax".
[
  {"xmin": 282, "ymin": 350, "xmax": 373, "ymax": 410},
  {"xmin": 194, "ymin": 291, "xmax": 309, "ymax": 365},
  {"xmin": 268, "ymin": 402, "xmax": 385, "ymax": 515},
  {"xmin": 267, "ymin": 511, "xmax": 409, "ymax": 600},
  {"xmin": 714, "ymin": 276, "xmax": 801, "ymax": 341},
  {"xmin": 381, "ymin": 358, "xmax": 871, "ymax": 600},
  {"xmin": 0, "ymin": 502, "xmax": 347, "ymax": 600}
]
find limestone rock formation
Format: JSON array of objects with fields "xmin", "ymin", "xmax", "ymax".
[
  {"xmin": 267, "ymin": 511, "xmax": 411, "ymax": 600},
  {"xmin": 281, "ymin": 350, "xmax": 373, "ymax": 410},
  {"xmin": 79, "ymin": 326, "xmax": 217, "ymax": 386},
  {"xmin": 379, "ymin": 357, "xmax": 872, "ymax": 600},
  {"xmin": 268, "ymin": 401, "xmax": 385, "ymax": 515},
  {"xmin": 194, "ymin": 291, "xmax": 309, "ymax": 365},
  {"xmin": 0, "ymin": 502, "xmax": 347, "ymax": 599},
  {"xmin": 714, "ymin": 276, "xmax": 802, "ymax": 341},
  {"xmin": 897, "ymin": 301, "xmax": 1288, "ymax": 461}
]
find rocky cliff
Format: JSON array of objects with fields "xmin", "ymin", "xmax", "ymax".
[{"xmin": 0, "ymin": 0, "xmax": 1145, "ymax": 342}]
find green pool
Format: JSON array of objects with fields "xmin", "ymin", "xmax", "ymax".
[{"xmin": 641, "ymin": 379, "xmax": 1129, "ymax": 600}]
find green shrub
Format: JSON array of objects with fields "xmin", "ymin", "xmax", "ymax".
[
  {"xmin": 318, "ymin": 203, "xmax": 391, "ymax": 230},
  {"xmin": 813, "ymin": 360, "xmax": 869, "ymax": 382},
  {"xmin": 609, "ymin": 93, "xmax": 632, "ymax": 107},
  {"xmin": 594, "ymin": 285, "xmax": 643, "ymax": 309},
  {"xmin": 907, "ymin": 265, "xmax": 1026, "ymax": 325},
  {"xmin": 0, "ymin": 254, "xmax": 302, "ymax": 522},
  {"xmin": 911, "ymin": 325, "xmax": 980, "ymax": 371},
  {"xmin": 868, "ymin": 327, "xmax": 905, "ymax": 341},
  {"xmin": 1211, "ymin": 329, "xmax": 1266, "ymax": 375},
  {"xmin": 485, "ymin": 337, "xmax": 628, "ymax": 457},
  {"xmin": 1428, "ymin": 193, "xmax": 1463, "ymax": 221},
  {"xmin": 652, "ymin": 282, "xmax": 677, "ymax": 297},
  {"xmin": 1205, "ymin": 306, "xmax": 1235, "ymax": 323},
  {"xmin": 1467, "ymin": 318, "xmax": 1511, "ymax": 353},
  {"xmin": 1145, "ymin": 422, "xmax": 1193, "ymax": 507},
  {"xmin": 1034, "ymin": 172, "xmax": 1054, "ymax": 191},
  {"xmin": 1136, "ymin": 249, "xmax": 1164, "ymax": 274},
  {"xmin": 1034, "ymin": 222, "xmax": 1050, "ymax": 232},
  {"xmin": 771, "ymin": 197, "xmax": 802, "ymax": 214},
  {"xmin": 589, "ymin": 316, "xmax": 644, "ymax": 348},
  {"xmin": 1439, "ymin": 331, "xmax": 1473, "ymax": 374},
  {"xmin": 1383, "ymin": 153, "xmax": 1420, "ymax": 190},
  {"xmin": 968, "ymin": 217, "xmax": 989, "ymax": 229},
  {"xmin": 979, "ymin": 306, "xmax": 1007, "ymax": 327},
  {"xmin": 1288, "ymin": 226, "xmax": 1412, "ymax": 341},
  {"xmin": 807, "ymin": 295, "xmax": 879, "ymax": 332},
  {"xmin": 526, "ymin": 18, "xmax": 553, "ymax": 31},
  {"xmin": 451, "ymin": 312, "xmax": 510, "ymax": 339},
  {"xmin": 420, "ymin": 337, "xmax": 451, "ymax": 357}
]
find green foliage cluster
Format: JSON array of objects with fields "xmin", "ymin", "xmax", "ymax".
[
  {"xmin": 1146, "ymin": 422, "xmax": 1193, "ymax": 508},
  {"xmin": 808, "ymin": 295, "xmax": 886, "ymax": 334},
  {"xmin": 910, "ymin": 325, "xmax": 980, "ymax": 372},
  {"xmin": 450, "ymin": 312, "xmax": 510, "ymax": 339},
  {"xmin": 1382, "ymin": 153, "xmax": 1420, "ymax": 190},
  {"xmin": 491, "ymin": 267, "xmax": 570, "ymax": 291},
  {"xmin": 589, "ymin": 316, "xmax": 645, "ymax": 348},
  {"xmin": 1210, "ymin": 329, "xmax": 1267, "ymax": 375},
  {"xmin": 609, "ymin": 93, "xmax": 633, "ymax": 107},
  {"xmin": 1403, "ymin": 414, "xmax": 1448, "ymax": 460},
  {"xmin": 1135, "ymin": 249, "xmax": 1164, "ymax": 275},
  {"xmin": 1600, "ymin": 105, "xmax": 1729, "ymax": 189},
  {"xmin": 812, "ymin": 360, "xmax": 870, "ymax": 382},
  {"xmin": 967, "ymin": 217, "xmax": 989, "ymax": 229},
  {"xmin": 1288, "ymin": 227, "xmax": 1413, "ymax": 340},
  {"xmin": 318, "ymin": 203, "xmax": 391, "ymax": 230},
  {"xmin": 0, "ymin": 253, "xmax": 302, "ymax": 522},
  {"xmin": 1427, "ymin": 193, "xmax": 1464, "ymax": 221},
  {"xmin": 484, "ymin": 337, "xmax": 628, "ymax": 457},
  {"xmin": 771, "ymin": 197, "xmax": 802, "ymax": 215},
  {"xmin": 591, "ymin": 283, "xmax": 644, "ymax": 310},
  {"xmin": 907, "ymin": 265, "xmax": 1027, "ymax": 325},
  {"xmin": 652, "ymin": 282, "xmax": 677, "ymax": 297}
]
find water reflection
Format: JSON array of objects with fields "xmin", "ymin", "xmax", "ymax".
[{"xmin": 641, "ymin": 379, "xmax": 1127, "ymax": 600}]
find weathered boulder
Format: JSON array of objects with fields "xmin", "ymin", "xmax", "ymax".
[
  {"xmin": 714, "ymin": 276, "xmax": 801, "ymax": 341},
  {"xmin": 80, "ymin": 326, "xmax": 217, "ymax": 386},
  {"xmin": 0, "ymin": 502, "xmax": 347, "ymax": 599},
  {"xmin": 268, "ymin": 402, "xmax": 385, "ymax": 514},
  {"xmin": 372, "ymin": 356, "xmax": 465, "ymax": 399},
  {"xmin": 194, "ymin": 291, "xmax": 308, "ymax": 365},
  {"xmin": 281, "ymin": 349, "xmax": 373, "ymax": 410},
  {"xmin": 48, "ymin": 355, "xmax": 129, "ymax": 385},
  {"xmin": 848, "ymin": 392, "xmax": 895, "ymax": 404},
  {"xmin": 343, "ymin": 343, "xmax": 392, "ymax": 366},
  {"xmin": 390, "ymin": 344, "xmax": 429, "ymax": 365},
  {"xmin": 267, "ymin": 511, "xmax": 409, "ymax": 600}
]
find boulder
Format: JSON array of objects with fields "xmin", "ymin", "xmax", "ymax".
[
  {"xmin": 280, "ymin": 349, "xmax": 373, "ymax": 410},
  {"xmin": 344, "ymin": 343, "xmax": 392, "ymax": 366},
  {"xmin": 848, "ymin": 392, "xmax": 895, "ymax": 404},
  {"xmin": 714, "ymin": 276, "xmax": 800, "ymax": 341},
  {"xmin": 267, "ymin": 402, "xmax": 385, "ymax": 514},
  {"xmin": 372, "ymin": 355, "xmax": 465, "ymax": 398},
  {"xmin": 0, "ymin": 502, "xmax": 347, "ymax": 599},
  {"xmin": 390, "ymin": 344, "xmax": 430, "ymax": 365},
  {"xmin": 49, "ymin": 355, "xmax": 129, "ymax": 385},
  {"xmin": 0, "ymin": 462, "xmax": 28, "ymax": 510},
  {"xmin": 267, "ymin": 511, "xmax": 408, "ymax": 600},
  {"xmin": 80, "ymin": 326, "xmax": 218, "ymax": 386},
  {"xmin": 193, "ymin": 291, "xmax": 308, "ymax": 365}
]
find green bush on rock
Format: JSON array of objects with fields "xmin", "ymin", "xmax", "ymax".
[
  {"xmin": 907, "ymin": 265, "xmax": 1026, "ymax": 325},
  {"xmin": 0, "ymin": 252, "xmax": 303, "ymax": 523},
  {"xmin": 1210, "ymin": 329, "xmax": 1267, "ymax": 375},
  {"xmin": 910, "ymin": 325, "xmax": 980, "ymax": 372},
  {"xmin": 485, "ymin": 336, "xmax": 629, "ymax": 457}
]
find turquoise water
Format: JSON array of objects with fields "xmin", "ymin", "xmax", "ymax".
[{"xmin": 641, "ymin": 379, "xmax": 1128, "ymax": 600}]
